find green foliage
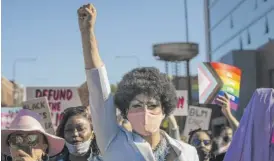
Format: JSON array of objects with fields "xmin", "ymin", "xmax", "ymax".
[{"xmin": 110, "ymin": 84, "xmax": 118, "ymax": 94}]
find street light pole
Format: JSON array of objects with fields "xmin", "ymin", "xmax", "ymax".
[
  {"xmin": 115, "ymin": 55, "xmax": 140, "ymax": 67},
  {"xmin": 184, "ymin": 0, "xmax": 192, "ymax": 105},
  {"xmin": 184, "ymin": 0, "xmax": 189, "ymax": 42},
  {"xmin": 12, "ymin": 58, "xmax": 37, "ymax": 106}
]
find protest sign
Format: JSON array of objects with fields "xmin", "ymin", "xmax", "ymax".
[
  {"xmin": 183, "ymin": 106, "xmax": 212, "ymax": 140},
  {"xmin": 198, "ymin": 62, "xmax": 242, "ymax": 111},
  {"xmin": 173, "ymin": 90, "xmax": 188, "ymax": 116},
  {"xmin": 1, "ymin": 107, "xmax": 22, "ymax": 129},
  {"xmin": 26, "ymin": 87, "xmax": 82, "ymax": 129},
  {"xmin": 23, "ymin": 97, "xmax": 55, "ymax": 134}
]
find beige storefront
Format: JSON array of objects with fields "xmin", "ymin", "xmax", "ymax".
[{"xmin": 1, "ymin": 76, "xmax": 14, "ymax": 106}]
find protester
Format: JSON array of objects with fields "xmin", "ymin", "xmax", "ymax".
[
  {"xmin": 223, "ymin": 88, "xmax": 274, "ymax": 161},
  {"xmin": 55, "ymin": 106, "xmax": 102, "ymax": 161},
  {"xmin": 189, "ymin": 129, "xmax": 213, "ymax": 161},
  {"xmin": 215, "ymin": 93, "xmax": 239, "ymax": 131},
  {"xmin": 78, "ymin": 3, "xmax": 199, "ymax": 161},
  {"xmin": 1, "ymin": 109, "xmax": 65, "ymax": 161},
  {"xmin": 213, "ymin": 92, "xmax": 239, "ymax": 159},
  {"xmin": 217, "ymin": 126, "xmax": 233, "ymax": 153}
]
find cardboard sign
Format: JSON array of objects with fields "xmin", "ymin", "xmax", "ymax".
[
  {"xmin": 1, "ymin": 107, "xmax": 22, "ymax": 129},
  {"xmin": 23, "ymin": 97, "xmax": 55, "ymax": 134},
  {"xmin": 26, "ymin": 87, "xmax": 82, "ymax": 129},
  {"xmin": 198, "ymin": 62, "xmax": 242, "ymax": 111},
  {"xmin": 173, "ymin": 90, "xmax": 188, "ymax": 116},
  {"xmin": 183, "ymin": 106, "xmax": 212, "ymax": 140}
]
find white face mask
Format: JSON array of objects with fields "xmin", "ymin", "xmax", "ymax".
[{"xmin": 65, "ymin": 139, "xmax": 92, "ymax": 156}]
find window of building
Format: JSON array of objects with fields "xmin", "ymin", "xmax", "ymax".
[
  {"xmin": 209, "ymin": 0, "xmax": 243, "ymax": 29},
  {"xmin": 264, "ymin": 16, "xmax": 269, "ymax": 34},
  {"xmin": 230, "ymin": 14, "xmax": 234, "ymax": 29},
  {"xmin": 268, "ymin": 10, "xmax": 274, "ymax": 39},
  {"xmin": 233, "ymin": 0, "xmax": 254, "ymax": 32},
  {"xmin": 211, "ymin": 35, "xmax": 240, "ymax": 61},
  {"xmin": 239, "ymin": 36, "xmax": 243, "ymax": 50},
  {"xmin": 254, "ymin": 0, "xmax": 258, "ymax": 9},
  {"xmin": 247, "ymin": 29, "xmax": 251, "ymax": 44},
  {"xmin": 211, "ymin": 17, "xmax": 232, "ymax": 51},
  {"xmin": 248, "ymin": 15, "xmax": 270, "ymax": 49}
]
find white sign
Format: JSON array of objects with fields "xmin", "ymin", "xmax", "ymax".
[
  {"xmin": 26, "ymin": 87, "xmax": 82, "ymax": 129},
  {"xmin": 1, "ymin": 107, "xmax": 22, "ymax": 129},
  {"xmin": 183, "ymin": 106, "xmax": 212, "ymax": 140},
  {"xmin": 173, "ymin": 90, "xmax": 188, "ymax": 116},
  {"xmin": 23, "ymin": 97, "xmax": 55, "ymax": 134}
]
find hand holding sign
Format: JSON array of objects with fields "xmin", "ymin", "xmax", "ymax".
[
  {"xmin": 78, "ymin": 4, "xmax": 97, "ymax": 32},
  {"xmin": 215, "ymin": 93, "xmax": 232, "ymax": 117},
  {"xmin": 198, "ymin": 62, "xmax": 242, "ymax": 111}
]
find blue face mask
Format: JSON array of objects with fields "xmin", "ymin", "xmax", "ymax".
[{"xmin": 65, "ymin": 139, "xmax": 92, "ymax": 156}]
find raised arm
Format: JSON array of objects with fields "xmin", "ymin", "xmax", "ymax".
[
  {"xmin": 167, "ymin": 115, "xmax": 181, "ymax": 140},
  {"xmin": 216, "ymin": 93, "xmax": 239, "ymax": 131},
  {"xmin": 78, "ymin": 4, "xmax": 102, "ymax": 69},
  {"xmin": 78, "ymin": 4, "xmax": 119, "ymax": 154}
]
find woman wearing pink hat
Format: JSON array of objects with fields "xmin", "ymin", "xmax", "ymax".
[{"xmin": 1, "ymin": 109, "xmax": 65, "ymax": 161}]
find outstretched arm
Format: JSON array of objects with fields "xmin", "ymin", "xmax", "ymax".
[
  {"xmin": 216, "ymin": 93, "xmax": 239, "ymax": 131},
  {"xmin": 78, "ymin": 4, "xmax": 119, "ymax": 154}
]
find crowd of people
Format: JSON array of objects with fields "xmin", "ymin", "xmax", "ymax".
[{"xmin": 1, "ymin": 3, "xmax": 274, "ymax": 161}]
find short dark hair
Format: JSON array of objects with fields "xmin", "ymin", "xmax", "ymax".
[
  {"xmin": 56, "ymin": 106, "xmax": 100, "ymax": 156},
  {"xmin": 114, "ymin": 67, "xmax": 177, "ymax": 118}
]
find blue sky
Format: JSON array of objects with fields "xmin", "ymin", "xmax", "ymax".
[{"xmin": 2, "ymin": 0, "xmax": 206, "ymax": 86}]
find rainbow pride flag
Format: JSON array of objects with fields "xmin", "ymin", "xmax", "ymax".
[{"xmin": 198, "ymin": 62, "xmax": 242, "ymax": 111}]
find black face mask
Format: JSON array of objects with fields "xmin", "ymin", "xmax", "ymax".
[
  {"xmin": 196, "ymin": 147, "xmax": 211, "ymax": 161},
  {"xmin": 223, "ymin": 136, "xmax": 232, "ymax": 143}
]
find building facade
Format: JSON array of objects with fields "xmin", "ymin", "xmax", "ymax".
[
  {"xmin": 219, "ymin": 40, "xmax": 274, "ymax": 120},
  {"xmin": 1, "ymin": 76, "xmax": 25, "ymax": 107},
  {"xmin": 204, "ymin": 1, "xmax": 274, "ymax": 120},
  {"xmin": 205, "ymin": 0, "xmax": 274, "ymax": 61}
]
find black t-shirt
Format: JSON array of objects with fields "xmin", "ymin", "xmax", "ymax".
[{"xmin": 210, "ymin": 152, "xmax": 226, "ymax": 161}]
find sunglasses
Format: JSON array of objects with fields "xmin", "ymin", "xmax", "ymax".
[
  {"xmin": 191, "ymin": 139, "xmax": 211, "ymax": 147},
  {"xmin": 8, "ymin": 134, "xmax": 39, "ymax": 148}
]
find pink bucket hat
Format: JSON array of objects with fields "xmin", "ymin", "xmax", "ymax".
[{"xmin": 1, "ymin": 109, "xmax": 65, "ymax": 157}]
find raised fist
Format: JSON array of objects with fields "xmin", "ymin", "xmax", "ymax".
[{"xmin": 77, "ymin": 4, "xmax": 97, "ymax": 32}]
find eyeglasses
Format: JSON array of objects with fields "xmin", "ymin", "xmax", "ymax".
[
  {"xmin": 191, "ymin": 139, "xmax": 211, "ymax": 147},
  {"xmin": 8, "ymin": 133, "xmax": 39, "ymax": 148}
]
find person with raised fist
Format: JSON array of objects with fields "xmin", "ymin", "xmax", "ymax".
[{"xmin": 78, "ymin": 4, "xmax": 199, "ymax": 161}]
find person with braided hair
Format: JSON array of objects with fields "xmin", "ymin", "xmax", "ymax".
[
  {"xmin": 188, "ymin": 128, "xmax": 214, "ymax": 161},
  {"xmin": 54, "ymin": 106, "xmax": 102, "ymax": 161}
]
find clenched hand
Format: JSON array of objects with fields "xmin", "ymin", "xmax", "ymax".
[{"xmin": 77, "ymin": 4, "xmax": 97, "ymax": 32}]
